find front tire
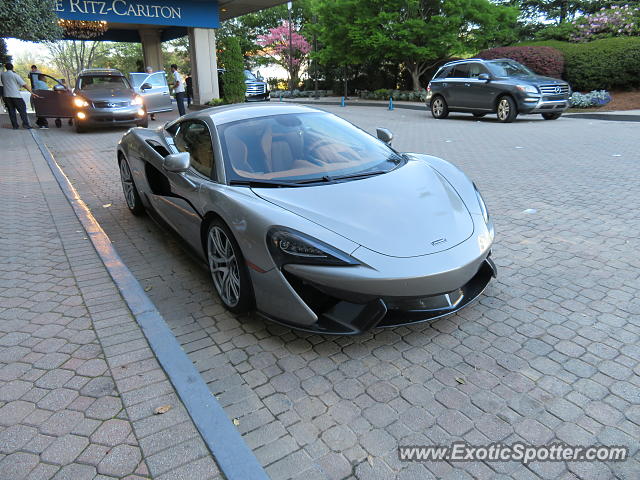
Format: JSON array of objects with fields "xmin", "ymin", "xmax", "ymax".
[
  {"xmin": 430, "ymin": 96, "xmax": 449, "ymax": 119},
  {"xmin": 542, "ymin": 112, "xmax": 562, "ymax": 120},
  {"xmin": 119, "ymin": 158, "xmax": 145, "ymax": 216},
  {"xmin": 496, "ymin": 96, "xmax": 518, "ymax": 123},
  {"xmin": 137, "ymin": 116, "xmax": 149, "ymax": 128},
  {"xmin": 75, "ymin": 121, "xmax": 87, "ymax": 133},
  {"xmin": 206, "ymin": 220, "xmax": 254, "ymax": 314}
]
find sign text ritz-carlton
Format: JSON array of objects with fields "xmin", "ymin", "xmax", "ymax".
[{"xmin": 54, "ymin": 0, "xmax": 182, "ymax": 20}]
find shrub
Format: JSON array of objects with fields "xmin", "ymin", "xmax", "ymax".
[
  {"xmin": 535, "ymin": 22, "xmax": 579, "ymax": 42},
  {"xmin": 217, "ymin": 37, "xmax": 246, "ymax": 104},
  {"xmin": 207, "ymin": 98, "xmax": 227, "ymax": 107},
  {"xmin": 571, "ymin": 5, "xmax": 640, "ymax": 42},
  {"xmin": 570, "ymin": 90, "xmax": 612, "ymax": 108},
  {"xmin": 477, "ymin": 46, "xmax": 564, "ymax": 79},
  {"xmin": 521, "ymin": 37, "xmax": 640, "ymax": 91}
]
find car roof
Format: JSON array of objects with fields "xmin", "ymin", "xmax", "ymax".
[
  {"xmin": 442, "ymin": 58, "xmax": 517, "ymax": 68},
  {"xmin": 171, "ymin": 104, "xmax": 328, "ymax": 127},
  {"xmin": 79, "ymin": 68, "xmax": 125, "ymax": 77}
]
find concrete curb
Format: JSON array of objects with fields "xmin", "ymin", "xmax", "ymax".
[{"xmin": 29, "ymin": 130, "xmax": 269, "ymax": 480}]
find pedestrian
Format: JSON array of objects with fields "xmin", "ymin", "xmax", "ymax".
[
  {"xmin": 32, "ymin": 73, "xmax": 50, "ymax": 129},
  {"xmin": 185, "ymin": 73, "xmax": 193, "ymax": 107},
  {"xmin": 0, "ymin": 64, "xmax": 5, "ymax": 113},
  {"xmin": 171, "ymin": 64, "xmax": 186, "ymax": 117},
  {"xmin": 145, "ymin": 65, "xmax": 156, "ymax": 121},
  {"xmin": 1, "ymin": 63, "xmax": 39, "ymax": 129}
]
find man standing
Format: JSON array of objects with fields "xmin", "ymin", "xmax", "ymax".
[
  {"xmin": 171, "ymin": 64, "xmax": 186, "ymax": 117},
  {"xmin": 32, "ymin": 73, "xmax": 50, "ymax": 128},
  {"xmin": 185, "ymin": 73, "xmax": 193, "ymax": 107},
  {"xmin": 1, "ymin": 63, "xmax": 38, "ymax": 129}
]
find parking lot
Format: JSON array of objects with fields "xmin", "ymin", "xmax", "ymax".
[{"xmin": 37, "ymin": 105, "xmax": 640, "ymax": 479}]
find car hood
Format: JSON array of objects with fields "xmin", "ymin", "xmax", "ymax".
[
  {"xmin": 76, "ymin": 88, "xmax": 135, "ymax": 102},
  {"xmin": 252, "ymin": 160, "xmax": 475, "ymax": 258},
  {"xmin": 511, "ymin": 74, "xmax": 566, "ymax": 86}
]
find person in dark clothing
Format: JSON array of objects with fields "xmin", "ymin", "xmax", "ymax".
[{"xmin": 185, "ymin": 74, "xmax": 193, "ymax": 107}]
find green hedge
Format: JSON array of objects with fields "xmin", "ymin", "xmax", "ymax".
[{"xmin": 520, "ymin": 38, "xmax": 640, "ymax": 91}]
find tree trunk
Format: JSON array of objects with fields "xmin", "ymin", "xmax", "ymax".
[{"xmin": 410, "ymin": 68, "xmax": 422, "ymax": 91}]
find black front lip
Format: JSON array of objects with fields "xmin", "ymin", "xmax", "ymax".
[{"xmin": 257, "ymin": 257, "xmax": 497, "ymax": 335}]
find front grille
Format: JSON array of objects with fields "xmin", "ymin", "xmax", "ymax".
[
  {"xmin": 246, "ymin": 82, "xmax": 266, "ymax": 95},
  {"xmin": 539, "ymin": 84, "xmax": 569, "ymax": 96},
  {"xmin": 93, "ymin": 101, "xmax": 130, "ymax": 108}
]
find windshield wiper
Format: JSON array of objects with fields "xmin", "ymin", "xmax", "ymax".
[
  {"xmin": 229, "ymin": 179, "xmax": 304, "ymax": 188},
  {"xmin": 332, "ymin": 170, "xmax": 387, "ymax": 181}
]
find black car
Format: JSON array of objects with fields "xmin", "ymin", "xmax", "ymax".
[{"xmin": 426, "ymin": 58, "xmax": 571, "ymax": 123}]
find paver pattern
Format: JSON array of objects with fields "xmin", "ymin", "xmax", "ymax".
[
  {"xmin": 0, "ymin": 129, "xmax": 222, "ymax": 480},
  {"xmin": 36, "ymin": 107, "xmax": 640, "ymax": 479}
]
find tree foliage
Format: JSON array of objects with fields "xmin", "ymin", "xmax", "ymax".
[
  {"xmin": 309, "ymin": 0, "xmax": 519, "ymax": 90},
  {"xmin": 0, "ymin": 38, "xmax": 10, "ymax": 64},
  {"xmin": 218, "ymin": 36, "xmax": 246, "ymax": 104},
  {"xmin": 0, "ymin": 0, "xmax": 62, "ymax": 41},
  {"xmin": 46, "ymin": 41, "xmax": 107, "ymax": 86},
  {"xmin": 257, "ymin": 21, "xmax": 311, "ymax": 87}
]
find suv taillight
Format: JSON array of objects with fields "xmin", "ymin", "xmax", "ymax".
[{"xmin": 427, "ymin": 82, "xmax": 431, "ymax": 92}]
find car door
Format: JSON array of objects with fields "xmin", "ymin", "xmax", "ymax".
[
  {"xmin": 136, "ymin": 72, "xmax": 172, "ymax": 113},
  {"xmin": 146, "ymin": 120, "xmax": 215, "ymax": 254},
  {"xmin": 444, "ymin": 64, "xmax": 470, "ymax": 108},
  {"xmin": 30, "ymin": 73, "xmax": 75, "ymax": 118},
  {"xmin": 466, "ymin": 63, "xmax": 497, "ymax": 111}
]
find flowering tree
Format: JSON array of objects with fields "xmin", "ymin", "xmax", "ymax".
[
  {"xmin": 257, "ymin": 21, "xmax": 311, "ymax": 89},
  {"xmin": 571, "ymin": 5, "xmax": 640, "ymax": 42}
]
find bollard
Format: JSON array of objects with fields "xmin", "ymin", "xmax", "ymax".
[
  {"xmin": 388, "ymin": 97, "xmax": 394, "ymax": 111},
  {"xmin": 279, "ymin": 93, "xmax": 283, "ymax": 102},
  {"xmin": 340, "ymin": 96, "xmax": 345, "ymax": 107}
]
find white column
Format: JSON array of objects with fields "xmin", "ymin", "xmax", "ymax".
[
  {"xmin": 188, "ymin": 27, "xmax": 219, "ymax": 105},
  {"xmin": 139, "ymin": 29, "xmax": 163, "ymax": 72}
]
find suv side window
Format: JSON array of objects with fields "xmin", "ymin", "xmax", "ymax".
[
  {"xmin": 173, "ymin": 120, "xmax": 214, "ymax": 178},
  {"xmin": 447, "ymin": 64, "xmax": 469, "ymax": 79},
  {"xmin": 468, "ymin": 63, "xmax": 489, "ymax": 79},
  {"xmin": 434, "ymin": 67, "xmax": 449, "ymax": 79}
]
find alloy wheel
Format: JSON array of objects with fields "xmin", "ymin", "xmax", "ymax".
[
  {"xmin": 208, "ymin": 226, "xmax": 241, "ymax": 308},
  {"xmin": 497, "ymin": 99, "xmax": 510, "ymax": 121},
  {"xmin": 119, "ymin": 160, "xmax": 136, "ymax": 209},
  {"xmin": 433, "ymin": 98, "xmax": 444, "ymax": 117}
]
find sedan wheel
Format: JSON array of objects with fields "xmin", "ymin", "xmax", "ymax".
[
  {"xmin": 207, "ymin": 221, "xmax": 254, "ymax": 314},
  {"xmin": 431, "ymin": 96, "xmax": 449, "ymax": 119},
  {"xmin": 497, "ymin": 97, "xmax": 517, "ymax": 123},
  {"xmin": 119, "ymin": 159, "xmax": 144, "ymax": 216}
]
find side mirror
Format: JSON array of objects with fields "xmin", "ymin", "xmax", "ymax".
[
  {"xmin": 163, "ymin": 152, "xmax": 190, "ymax": 173},
  {"xmin": 53, "ymin": 84, "xmax": 66, "ymax": 92},
  {"xmin": 140, "ymin": 83, "xmax": 152, "ymax": 90},
  {"xmin": 478, "ymin": 73, "xmax": 491, "ymax": 82},
  {"xmin": 376, "ymin": 127, "xmax": 393, "ymax": 145}
]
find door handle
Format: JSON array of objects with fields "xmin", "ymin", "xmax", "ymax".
[{"xmin": 464, "ymin": 83, "xmax": 471, "ymax": 87}]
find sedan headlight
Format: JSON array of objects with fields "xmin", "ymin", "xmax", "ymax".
[
  {"xmin": 474, "ymin": 183, "xmax": 489, "ymax": 224},
  {"xmin": 267, "ymin": 228, "xmax": 359, "ymax": 267},
  {"xmin": 131, "ymin": 96, "xmax": 144, "ymax": 106},
  {"xmin": 516, "ymin": 84, "xmax": 539, "ymax": 95},
  {"xmin": 74, "ymin": 97, "xmax": 89, "ymax": 107}
]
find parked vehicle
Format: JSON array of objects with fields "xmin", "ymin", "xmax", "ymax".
[
  {"xmin": 427, "ymin": 58, "xmax": 571, "ymax": 123},
  {"xmin": 71, "ymin": 69, "xmax": 147, "ymax": 133},
  {"xmin": 244, "ymin": 70, "xmax": 270, "ymax": 102},
  {"xmin": 116, "ymin": 104, "xmax": 496, "ymax": 334},
  {"xmin": 29, "ymin": 73, "xmax": 75, "ymax": 122},
  {"xmin": 130, "ymin": 71, "xmax": 173, "ymax": 114}
]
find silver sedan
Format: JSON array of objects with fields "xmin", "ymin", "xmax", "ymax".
[{"xmin": 117, "ymin": 104, "xmax": 496, "ymax": 334}]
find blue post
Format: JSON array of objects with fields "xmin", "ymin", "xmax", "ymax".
[
  {"xmin": 340, "ymin": 96, "xmax": 345, "ymax": 107},
  {"xmin": 279, "ymin": 93, "xmax": 283, "ymax": 102},
  {"xmin": 389, "ymin": 97, "xmax": 394, "ymax": 111}
]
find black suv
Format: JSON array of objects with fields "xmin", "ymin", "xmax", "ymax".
[{"xmin": 426, "ymin": 59, "xmax": 571, "ymax": 123}]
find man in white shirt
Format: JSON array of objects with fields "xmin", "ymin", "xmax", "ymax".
[
  {"xmin": 1, "ymin": 63, "xmax": 38, "ymax": 129},
  {"xmin": 171, "ymin": 64, "xmax": 186, "ymax": 117}
]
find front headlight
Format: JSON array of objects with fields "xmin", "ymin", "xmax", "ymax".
[
  {"xmin": 516, "ymin": 84, "xmax": 539, "ymax": 95},
  {"xmin": 267, "ymin": 228, "xmax": 359, "ymax": 267},
  {"xmin": 474, "ymin": 183, "xmax": 489, "ymax": 224},
  {"xmin": 74, "ymin": 97, "xmax": 89, "ymax": 107},
  {"xmin": 131, "ymin": 96, "xmax": 144, "ymax": 106}
]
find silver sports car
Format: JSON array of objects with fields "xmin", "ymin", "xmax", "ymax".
[{"xmin": 117, "ymin": 104, "xmax": 496, "ymax": 334}]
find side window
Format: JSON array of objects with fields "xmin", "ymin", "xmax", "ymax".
[
  {"xmin": 149, "ymin": 72, "xmax": 167, "ymax": 87},
  {"xmin": 434, "ymin": 67, "xmax": 449, "ymax": 79},
  {"xmin": 30, "ymin": 73, "xmax": 64, "ymax": 91},
  {"xmin": 447, "ymin": 64, "xmax": 469, "ymax": 79},
  {"xmin": 468, "ymin": 63, "xmax": 489, "ymax": 79},
  {"xmin": 174, "ymin": 121, "xmax": 214, "ymax": 178}
]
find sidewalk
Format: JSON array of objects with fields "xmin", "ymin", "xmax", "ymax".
[{"xmin": 0, "ymin": 129, "xmax": 222, "ymax": 479}]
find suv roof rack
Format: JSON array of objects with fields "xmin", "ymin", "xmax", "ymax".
[{"xmin": 443, "ymin": 58, "xmax": 485, "ymax": 66}]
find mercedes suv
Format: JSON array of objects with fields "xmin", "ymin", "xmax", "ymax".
[{"xmin": 426, "ymin": 58, "xmax": 571, "ymax": 123}]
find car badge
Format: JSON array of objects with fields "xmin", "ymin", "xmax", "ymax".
[
  {"xmin": 431, "ymin": 238, "xmax": 447, "ymax": 246},
  {"xmin": 554, "ymin": 86, "xmax": 561, "ymax": 94},
  {"xmin": 107, "ymin": 103, "xmax": 117, "ymax": 108}
]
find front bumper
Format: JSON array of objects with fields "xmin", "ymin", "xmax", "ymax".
[
  {"xmin": 245, "ymin": 93, "xmax": 270, "ymax": 102},
  {"xmin": 77, "ymin": 106, "xmax": 145, "ymax": 126},
  {"xmin": 257, "ymin": 256, "xmax": 496, "ymax": 335},
  {"xmin": 518, "ymin": 96, "xmax": 570, "ymax": 114}
]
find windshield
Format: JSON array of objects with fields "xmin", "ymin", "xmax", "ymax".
[
  {"xmin": 487, "ymin": 60, "xmax": 534, "ymax": 77},
  {"xmin": 218, "ymin": 112, "xmax": 403, "ymax": 184},
  {"xmin": 244, "ymin": 70, "xmax": 258, "ymax": 81},
  {"xmin": 78, "ymin": 75, "xmax": 130, "ymax": 90}
]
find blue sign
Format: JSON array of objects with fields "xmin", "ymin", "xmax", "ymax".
[{"xmin": 54, "ymin": 0, "xmax": 219, "ymax": 29}]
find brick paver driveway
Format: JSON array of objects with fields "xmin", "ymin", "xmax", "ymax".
[{"xmin": 38, "ymin": 107, "xmax": 640, "ymax": 479}]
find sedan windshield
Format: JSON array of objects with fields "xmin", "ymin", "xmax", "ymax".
[
  {"xmin": 218, "ymin": 112, "xmax": 403, "ymax": 184},
  {"xmin": 78, "ymin": 75, "xmax": 130, "ymax": 90},
  {"xmin": 487, "ymin": 60, "xmax": 534, "ymax": 77}
]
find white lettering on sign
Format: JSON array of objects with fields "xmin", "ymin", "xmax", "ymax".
[{"xmin": 58, "ymin": 0, "xmax": 182, "ymax": 20}]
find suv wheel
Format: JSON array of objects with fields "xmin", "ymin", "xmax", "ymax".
[
  {"xmin": 496, "ymin": 96, "xmax": 517, "ymax": 123},
  {"xmin": 431, "ymin": 96, "xmax": 449, "ymax": 119},
  {"xmin": 542, "ymin": 112, "xmax": 562, "ymax": 120}
]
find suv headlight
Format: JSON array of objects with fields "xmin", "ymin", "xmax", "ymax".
[
  {"xmin": 73, "ymin": 97, "xmax": 89, "ymax": 107},
  {"xmin": 516, "ymin": 85, "xmax": 539, "ymax": 95},
  {"xmin": 474, "ymin": 184, "xmax": 489, "ymax": 224},
  {"xmin": 267, "ymin": 228, "xmax": 359, "ymax": 267},
  {"xmin": 131, "ymin": 96, "xmax": 143, "ymax": 106}
]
